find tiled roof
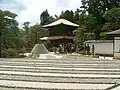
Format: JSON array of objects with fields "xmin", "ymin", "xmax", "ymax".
[
  {"xmin": 84, "ymin": 40, "xmax": 113, "ymax": 43},
  {"xmin": 43, "ymin": 19, "xmax": 79, "ymax": 28},
  {"xmin": 107, "ymin": 29, "xmax": 120, "ymax": 35}
]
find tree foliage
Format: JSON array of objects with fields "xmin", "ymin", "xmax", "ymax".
[
  {"xmin": 0, "ymin": 9, "xmax": 23, "ymax": 57},
  {"xmin": 1, "ymin": 0, "xmax": 120, "ymax": 57},
  {"xmin": 21, "ymin": 23, "xmax": 49, "ymax": 52},
  {"xmin": 59, "ymin": 10, "xmax": 75, "ymax": 22},
  {"xmin": 40, "ymin": 10, "xmax": 55, "ymax": 25},
  {"xmin": 80, "ymin": 0, "xmax": 120, "ymax": 39},
  {"xmin": 103, "ymin": 8, "xmax": 120, "ymax": 31}
]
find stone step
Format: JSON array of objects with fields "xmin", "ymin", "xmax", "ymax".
[{"xmin": 0, "ymin": 80, "xmax": 114, "ymax": 90}]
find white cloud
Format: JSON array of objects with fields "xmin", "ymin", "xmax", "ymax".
[
  {"xmin": 68, "ymin": 0, "xmax": 82, "ymax": 10},
  {"xmin": 15, "ymin": 0, "xmax": 81, "ymax": 28},
  {"xmin": 16, "ymin": 0, "xmax": 57, "ymax": 27},
  {"xmin": 0, "ymin": 0, "xmax": 26, "ymax": 13}
]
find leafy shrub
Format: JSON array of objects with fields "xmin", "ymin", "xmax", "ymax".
[{"xmin": 2, "ymin": 48, "xmax": 18, "ymax": 58}]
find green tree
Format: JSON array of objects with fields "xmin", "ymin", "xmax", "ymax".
[
  {"xmin": 103, "ymin": 8, "xmax": 120, "ymax": 31},
  {"xmin": 22, "ymin": 22, "xmax": 30, "ymax": 51},
  {"xmin": 23, "ymin": 24, "xmax": 49, "ymax": 52},
  {"xmin": 77, "ymin": 14, "xmax": 97, "ymax": 40},
  {"xmin": 80, "ymin": 0, "xmax": 120, "ymax": 39},
  {"xmin": 75, "ymin": 26, "xmax": 86, "ymax": 45},
  {"xmin": 59, "ymin": 10, "xmax": 75, "ymax": 22},
  {"xmin": 84, "ymin": 15, "xmax": 97, "ymax": 34},
  {"xmin": 0, "ymin": 10, "xmax": 23, "ymax": 57},
  {"xmin": 40, "ymin": 10, "xmax": 55, "ymax": 25},
  {"xmin": 81, "ymin": 0, "xmax": 120, "ymax": 19},
  {"xmin": 23, "ymin": 22, "xmax": 30, "ymax": 34},
  {"xmin": 74, "ymin": 9, "xmax": 81, "ymax": 24},
  {"xmin": 40, "ymin": 10, "xmax": 49, "ymax": 25}
]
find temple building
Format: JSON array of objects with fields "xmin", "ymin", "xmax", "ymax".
[
  {"xmin": 108, "ymin": 29, "xmax": 120, "ymax": 59},
  {"xmin": 40, "ymin": 19, "xmax": 79, "ymax": 53}
]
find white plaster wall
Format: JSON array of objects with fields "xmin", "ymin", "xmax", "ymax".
[
  {"xmin": 88, "ymin": 43, "xmax": 113, "ymax": 55},
  {"xmin": 114, "ymin": 53, "xmax": 120, "ymax": 59},
  {"xmin": 114, "ymin": 37, "xmax": 120, "ymax": 53},
  {"xmin": 114, "ymin": 37, "xmax": 120, "ymax": 59}
]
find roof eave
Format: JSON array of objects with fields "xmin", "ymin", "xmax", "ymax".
[
  {"xmin": 107, "ymin": 29, "xmax": 120, "ymax": 35},
  {"xmin": 43, "ymin": 23, "xmax": 79, "ymax": 28}
]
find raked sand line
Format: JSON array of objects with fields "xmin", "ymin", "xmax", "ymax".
[
  {"xmin": 1, "ymin": 65, "xmax": 120, "ymax": 71},
  {"xmin": 1, "ymin": 69, "xmax": 120, "ymax": 75},
  {"xmin": 1, "ymin": 67, "xmax": 120, "ymax": 72},
  {"xmin": 0, "ymin": 64, "xmax": 120, "ymax": 69},
  {"xmin": 1, "ymin": 63, "xmax": 120, "ymax": 68},
  {"xmin": 0, "ymin": 71, "xmax": 120, "ymax": 78},
  {"xmin": 10, "ymin": 58, "xmax": 119, "ymax": 61},
  {"xmin": 1, "ymin": 74, "xmax": 120, "ymax": 84},
  {"xmin": 0, "ymin": 58, "xmax": 118, "ymax": 61},
  {"xmin": 1, "ymin": 62, "xmax": 120, "ymax": 65},
  {"xmin": 0, "ymin": 80, "xmax": 114, "ymax": 89},
  {"xmin": 1, "ymin": 60, "xmax": 120, "ymax": 64},
  {"xmin": 1, "ymin": 61, "xmax": 120, "ymax": 65},
  {"xmin": 1, "ymin": 61, "xmax": 118, "ymax": 64}
]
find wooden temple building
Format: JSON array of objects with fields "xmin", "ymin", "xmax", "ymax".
[
  {"xmin": 40, "ymin": 19, "xmax": 79, "ymax": 53},
  {"xmin": 108, "ymin": 29, "xmax": 120, "ymax": 59}
]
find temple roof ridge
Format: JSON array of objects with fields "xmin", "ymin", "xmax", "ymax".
[{"xmin": 43, "ymin": 19, "xmax": 79, "ymax": 28}]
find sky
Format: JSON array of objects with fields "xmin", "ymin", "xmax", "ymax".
[{"xmin": 0, "ymin": 0, "xmax": 81, "ymax": 28}]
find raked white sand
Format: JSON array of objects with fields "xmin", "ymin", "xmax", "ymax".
[
  {"xmin": 1, "ymin": 65, "xmax": 120, "ymax": 71},
  {"xmin": 0, "ymin": 71, "xmax": 120, "ymax": 78},
  {"xmin": 0, "ymin": 80, "xmax": 114, "ymax": 89}
]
